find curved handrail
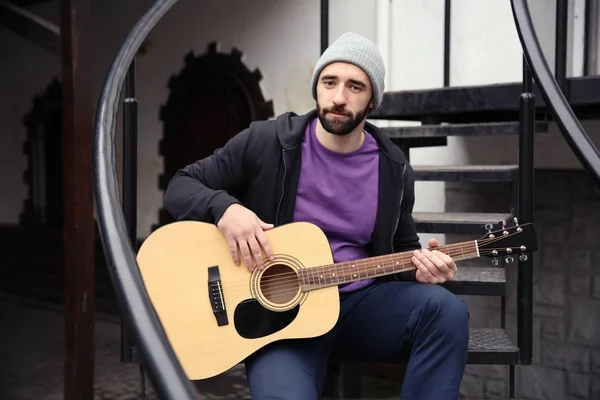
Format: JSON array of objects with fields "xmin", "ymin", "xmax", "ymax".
[
  {"xmin": 511, "ymin": 0, "xmax": 600, "ymax": 185},
  {"xmin": 93, "ymin": 0, "xmax": 198, "ymax": 399}
]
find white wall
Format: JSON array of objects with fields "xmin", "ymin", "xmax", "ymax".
[
  {"xmin": 0, "ymin": 0, "xmax": 597, "ymax": 238},
  {"xmin": 0, "ymin": 0, "xmax": 378, "ymax": 236}
]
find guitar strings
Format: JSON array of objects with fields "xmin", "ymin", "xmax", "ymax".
[
  {"xmin": 222, "ymin": 248, "xmax": 517, "ymax": 299},
  {"xmin": 219, "ymin": 231, "xmax": 520, "ymax": 287},
  {"xmin": 217, "ymin": 231, "xmax": 525, "ymax": 297},
  {"xmin": 219, "ymin": 233, "xmax": 522, "ymax": 290}
]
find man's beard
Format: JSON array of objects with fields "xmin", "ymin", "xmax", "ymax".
[{"xmin": 317, "ymin": 103, "xmax": 369, "ymax": 136}]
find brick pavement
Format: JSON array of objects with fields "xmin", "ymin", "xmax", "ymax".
[
  {"xmin": 0, "ymin": 296, "xmax": 251, "ymax": 400},
  {"xmin": 0, "ymin": 295, "xmax": 403, "ymax": 399}
]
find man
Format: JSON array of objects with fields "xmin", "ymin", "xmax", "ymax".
[{"xmin": 164, "ymin": 32, "xmax": 469, "ymax": 400}]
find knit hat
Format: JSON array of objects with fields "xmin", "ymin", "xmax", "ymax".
[{"xmin": 311, "ymin": 32, "xmax": 386, "ymax": 110}]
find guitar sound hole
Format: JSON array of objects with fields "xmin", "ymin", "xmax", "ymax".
[{"xmin": 260, "ymin": 264, "xmax": 299, "ymax": 305}]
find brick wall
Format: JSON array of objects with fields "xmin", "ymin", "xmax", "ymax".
[{"xmin": 446, "ymin": 170, "xmax": 600, "ymax": 400}]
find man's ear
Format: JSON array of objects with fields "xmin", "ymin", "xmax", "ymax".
[{"xmin": 366, "ymin": 97, "xmax": 375, "ymax": 115}]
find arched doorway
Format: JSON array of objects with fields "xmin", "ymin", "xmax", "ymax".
[
  {"xmin": 20, "ymin": 78, "xmax": 63, "ymax": 229},
  {"xmin": 156, "ymin": 42, "xmax": 274, "ymax": 228}
]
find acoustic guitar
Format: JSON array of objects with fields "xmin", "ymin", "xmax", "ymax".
[{"xmin": 136, "ymin": 218, "xmax": 537, "ymax": 380}]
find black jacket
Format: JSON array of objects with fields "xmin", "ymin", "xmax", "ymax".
[{"xmin": 163, "ymin": 109, "xmax": 421, "ymax": 281}]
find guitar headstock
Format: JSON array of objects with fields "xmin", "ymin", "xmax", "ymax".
[{"xmin": 477, "ymin": 217, "xmax": 537, "ymax": 266}]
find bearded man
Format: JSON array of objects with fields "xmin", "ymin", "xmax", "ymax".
[{"xmin": 164, "ymin": 32, "xmax": 469, "ymax": 400}]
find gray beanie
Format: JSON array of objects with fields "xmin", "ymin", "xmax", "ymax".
[{"xmin": 311, "ymin": 32, "xmax": 386, "ymax": 110}]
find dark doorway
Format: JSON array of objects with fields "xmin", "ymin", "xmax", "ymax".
[
  {"xmin": 20, "ymin": 78, "xmax": 63, "ymax": 229},
  {"xmin": 156, "ymin": 42, "xmax": 274, "ymax": 228}
]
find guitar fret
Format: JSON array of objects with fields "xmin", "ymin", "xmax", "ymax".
[{"xmin": 297, "ymin": 227, "xmax": 531, "ymax": 292}]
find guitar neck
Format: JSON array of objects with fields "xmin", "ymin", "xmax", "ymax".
[{"xmin": 299, "ymin": 240, "xmax": 479, "ymax": 291}]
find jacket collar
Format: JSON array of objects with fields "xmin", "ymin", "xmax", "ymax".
[{"xmin": 274, "ymin": 109, "xmax": 407, "ymax": 164}]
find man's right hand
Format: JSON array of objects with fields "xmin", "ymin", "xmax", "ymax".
[{"xmin": 216, "ymin": 204, "xmax": 275, "ymax": 272}]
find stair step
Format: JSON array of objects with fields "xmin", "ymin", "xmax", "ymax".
[
  {"xmin": 443, "ymin": 266, "xmax": 505, "ymax": 296},
  {"xmin": 413, "ymin": 164, "xmax": 518, "ymax": 182},
  {"xmin": 331, "ymin": 328, "xmax": 517, "ymax": 368},
  {"xmin": 413, "ymin": 212, "xmax": 513, "ymax": 234},
  {"xmin": 381, "ymin": 121, "xmax": 548, "ymax": 139},
  {"xmin": 468, "ymin": 328, "xmax": 518, "ymax": 364},
  {"xmin": 371, "ymin": 75, "xmax": 600, "ymax": 122}
]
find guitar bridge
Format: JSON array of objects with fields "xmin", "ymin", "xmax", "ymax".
[{"xmin": 207, "ymin": 266, "xmax": 228, "ymax": 326}]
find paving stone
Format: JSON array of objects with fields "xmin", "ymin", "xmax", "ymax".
[
  {"xmin": 567, "ymin": 298, "xmax": 600, "ymax": 347},
  {"xmin": 0, "ymin": 296, "xmax": 406, "ymax": 400},
  {"xmin": 541, "ymin": 344, "xmax": 590, "ymax": 373},
  {"xmin": 540, "ymin": 318, "xmax": 565, "ymax": 342},
  {"xmin": 517, "ymin": 366, "xmax": 566, "ymax": 400},
  {"xmin": 567, "ymin": 372, "xmax": 590, "ymax": 399}
]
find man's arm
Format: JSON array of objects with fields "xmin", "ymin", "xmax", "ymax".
[
  {"xmin": 393, "ymin": 165, "xmax": 421, "ymax": 281},
  {"xmin": 163, "ymin": 128, "xmax": 250, "ymax": 224},
  {"xmin": 393, "ymin": 165, "xmax": 458, "ymax": 283}
]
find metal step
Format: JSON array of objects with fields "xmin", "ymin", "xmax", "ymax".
[
  {"xmin": 370, "ymin": 75, "xmax": 600, "ymax": 123},
  {"xmin": 468, "ymin": 328, "xmax": 519, "ymax": 364},
  {"xmin": 381, "ymin": 121, "xmax": 548, "ymax": 139},
  {"xmin": 413, "ymin": 212, "xmax": 513, "ymax": 234},
  {"xmin": 330, "ymin": 328, "xmax": 518, "ymax": 371},
  {"xmin": 413, "ymin": 164, "xmax": 518, "ymax": 182},
  {"xmin": 443, "ymin": 266, "xmax": 505, "ymax": 296}
]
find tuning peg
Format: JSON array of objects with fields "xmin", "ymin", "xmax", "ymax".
[
  {"xmin": 491, "ymin": 258, "xmax": 499, "ymax": 266},
  {"xmin": 485, "ymin": 223, "xmax": 495, "ymax": 238},
  {"xmin": 505, "ymin": 256, "xmax": 514, "ymax": 264},
  {"xmin": 499, "ymin": 220, "xmax": 509, "ymax": 235},
  {"xmin": 519, "ymin": 254, "xmax": 528, "ymax": 261},
  {"xmin": 513, "ymin": 217, "xmax": 519, "ymax": 226}
]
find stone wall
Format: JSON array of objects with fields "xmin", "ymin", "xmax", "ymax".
[{"xmin": 449, "ymin": 169, "xmax": 600, "ymax": 400}]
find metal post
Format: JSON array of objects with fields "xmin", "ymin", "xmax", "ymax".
[
  {"xmin": 517, "ymin": 57, "xmax": 534, "ymax": 365},
  {"xmin": 554, "ymin": 0, "xmax": 568, "ymax": 94},
  {"xmin": 583, "ymin": 0, "xmax": 598, "ymax": 75},
  {"xmin": 443, "ymin": 0, "xmax": 451, "ymax": 87},
  {"xmin": 320, "ymin": 0, "xmax": 328, "ymax": 54},
  {"xmin": 121, "ymin": 57, "xmax": 146, "ymax": 396},
  {"xmin": 60, "ymin": 0, "xmax": 95, "ymax": 398}
]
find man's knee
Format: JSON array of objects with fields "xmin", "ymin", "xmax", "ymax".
[{"xmin": 418, "ymin": 285, "xmax": 470, "ymax": 337}]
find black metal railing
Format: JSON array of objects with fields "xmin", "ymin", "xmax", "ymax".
[
  {"xmin": 511, "ymin": 0, "xmax": 600, "ymax": 366},
  {"xmin": 320, "ymin": 0, "xmax": 328, "ymax": 54},
  {"xmin": 443, "ymin": 0, "xmax": 451, "ymax": 87},
  {"xmin": 511, "ymin": 0, "xmax": 600, "ymax": 185},
  {"xmin": 93, "ymin": 0, "xmax": 197, "ymax": 398},
  {"xmin": 516, "ymin": 57, "xmax": 535, "ymax": 366}
]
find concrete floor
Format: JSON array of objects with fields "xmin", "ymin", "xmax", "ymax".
[{"xmin": 0, "ymin": 295, "xmax": 402, "ymax": 400}]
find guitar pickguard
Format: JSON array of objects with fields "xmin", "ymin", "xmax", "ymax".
[{"xmin": 234, "ymin": 299, "xmax": 300, "ymax": 339}]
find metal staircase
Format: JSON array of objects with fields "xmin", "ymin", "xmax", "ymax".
[
  {"xmin": 324, "ymin": 128, "xmax": 527, "ymax": 397},
  {"xmin": 89, "ymin": 0, "xmax": 600, "ymax": 400},
  {"xmin": 324, "ymin": 0, "xmax": 600, "ymax": 397}
]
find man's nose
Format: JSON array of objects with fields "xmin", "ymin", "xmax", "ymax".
[{"xmin": 332, "ymin": 87, "xmax": 347, "ymax": 105}]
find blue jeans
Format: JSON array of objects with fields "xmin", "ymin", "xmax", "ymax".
[{"xmin": 244, "ymin": 281, "xmax": 470, "ymax": 399}]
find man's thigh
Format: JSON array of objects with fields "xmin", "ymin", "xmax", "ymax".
[
  {"xmin": 244, "ymin": 329, "xmax": 338, "ymax": 400},
  {"xmin": 331, "ymin": 280, "xmax": 469, "ymax": 362}
]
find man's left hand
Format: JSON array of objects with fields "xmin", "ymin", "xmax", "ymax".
[{"xmin": 412, "ymin": 238, "xmax": 457, "ymax": 284}]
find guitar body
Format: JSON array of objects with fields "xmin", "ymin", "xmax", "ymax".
[{"xmin": 136, "ymin": 220, "xmax": 340, "ymax": 380}]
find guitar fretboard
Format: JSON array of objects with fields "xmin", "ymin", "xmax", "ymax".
[{"xmin": 299, "ymin": 242, "xmax": 478, "ymax": 291}]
